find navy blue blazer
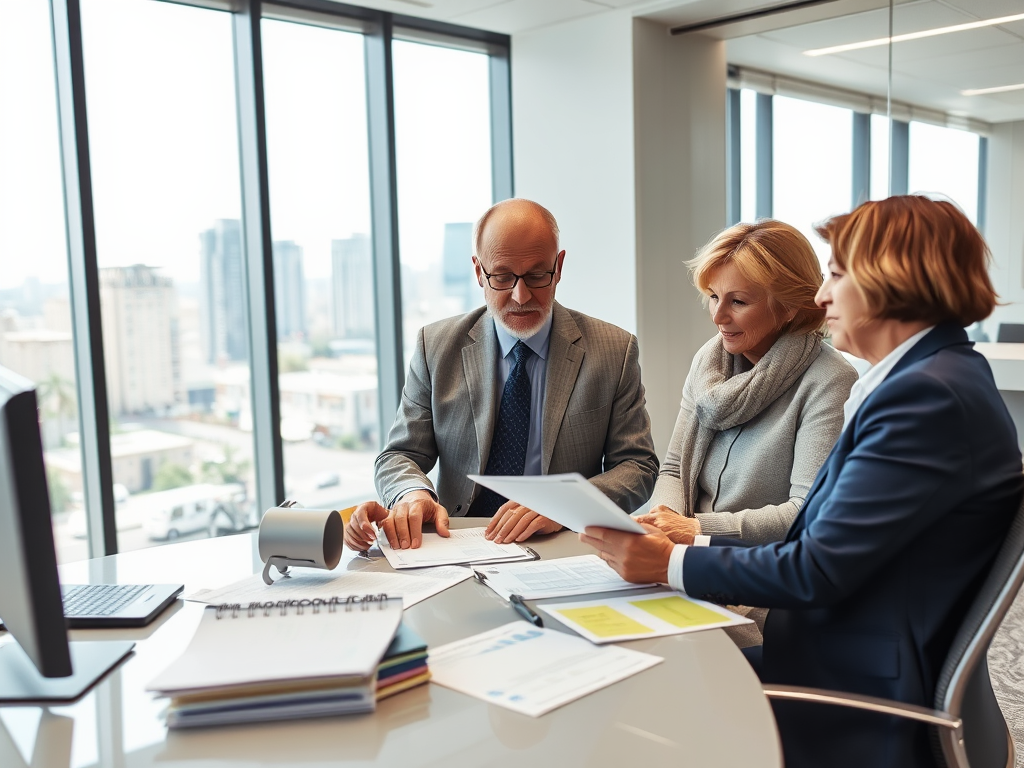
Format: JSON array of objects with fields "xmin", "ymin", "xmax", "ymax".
[{"xmin": 684, "ymin": 323, "xmax": 1023, "ymax": 768}]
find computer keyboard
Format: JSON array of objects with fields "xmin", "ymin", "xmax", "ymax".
[{"xmin": 63, "ymin": 584, "xmax": 147, "ymax": 617}]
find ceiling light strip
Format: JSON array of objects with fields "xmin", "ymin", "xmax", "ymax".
[
  {"xmin": 804, "ymin": 12, "xmax": 1024, "ymax": 57},
  {"xmin": 961, "ymin": 83, "xmax": 1024, "ymax": 96}
]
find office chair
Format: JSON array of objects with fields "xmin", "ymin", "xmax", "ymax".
[
  {"xmin": 763, "ymin": 494, "xmax": 1024, "ymax": 768},
  {"xmin": 996, "ymin": 324, "xmax": 1024, "ymax": 344}
]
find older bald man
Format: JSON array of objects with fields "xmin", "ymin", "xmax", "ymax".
[{"xmin": 344, "ymin": 198, "xmax": 658, "ymax": 551}]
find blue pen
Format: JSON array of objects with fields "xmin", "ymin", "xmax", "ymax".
[{"xmin": 509, "ymin": 594, "xmax": 543, "ymax": 627}]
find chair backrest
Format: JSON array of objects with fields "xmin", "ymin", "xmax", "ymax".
[{"xmin": 934, "ymin": 492, "xmax": 1024, "ymax": 764}]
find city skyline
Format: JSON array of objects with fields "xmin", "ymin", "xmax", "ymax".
[{"xmin": 1, "ymin": 0, "xmax": 493, "ymax": 293}]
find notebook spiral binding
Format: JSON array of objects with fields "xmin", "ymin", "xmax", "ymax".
[{"xmin": 213, "ymin": 594, "xmax": 392, "ymax": 620}]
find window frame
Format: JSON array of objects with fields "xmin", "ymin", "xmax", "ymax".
[{"xmin": 47, "ymin": 0, "xmax": 512, "ymax": 557}]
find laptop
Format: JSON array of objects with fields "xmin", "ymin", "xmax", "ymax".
[
  {"xmin": 0, "ymin": 584, "xmax": 184, "ymax": 631},
  {"xmin": 60, "ymin": 583, "xmax": 184, "ymax": 628}
]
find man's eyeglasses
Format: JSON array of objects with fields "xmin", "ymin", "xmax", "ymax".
[{"xmin": 479, "ymin": 262, "xmax": 558, "ymax": 291}]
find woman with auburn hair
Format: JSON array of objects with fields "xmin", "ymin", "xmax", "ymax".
[
  {"xmin": 639, "ymin": 220, "xmax": 856, "ymax": 551},
  {"xmin": 584, "ymin": 196, "xmax": 1024, "ymax": 768}
]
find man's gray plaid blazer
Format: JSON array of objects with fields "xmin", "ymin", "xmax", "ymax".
[{"xmin": 375, "ymin": 302, "xmax": 659, "ymax": 516}]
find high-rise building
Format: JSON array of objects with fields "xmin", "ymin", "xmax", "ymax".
[
  {"xmin": 442, "ymin": 222, "xmax": 476, "ymax": 313},
  {"xmin": 273, "ymin": 240, "xmax": 306, "ymax": 341},
  {"xmin": 331, "ymin": 234, "xmax": 374, "ymax": 339},
  {"xmin": 199, "ymin": 219, "xmax": 247, "ymax": 364},
  {"xmin": 99, "ymin": 265, "xmax": 181, "ymax": 416}
]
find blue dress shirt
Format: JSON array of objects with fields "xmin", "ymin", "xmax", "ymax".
[
  {"xmin": 492, "ymin": 315, "xmax": 553, "ymax": 477},
  {"xmin": 394, "ymin": 314, "xmax": 553, "ymax": 506}
]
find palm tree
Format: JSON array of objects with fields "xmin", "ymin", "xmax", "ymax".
[{"xmin": 37, "ymin": 371, "xmax": 77, "ymax": 449}]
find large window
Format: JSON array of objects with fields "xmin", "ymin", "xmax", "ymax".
[
  {"xmin": 262, "ymin": 18, "xmax": 378, "ymax": 510},
  {"xmin": 81, "ymin": 0, "xmax": 254, "ymax": 554},
  {"xmin": 393, "ymin": 39, "xmax": 493, "ymax": 364},
  {"xmin": 908, "ymin": 122, "xmax": 980, "ymax": 224},
  {"xmin": 772, "ymin": 95, "xmax": 853, "ymax": 269},
  {"xmin": 739, "ymin": 88, "xmax": 758, "ymax": 223},
  {"xmin": 0, "ymin": 0, "xmax": 83, "ymax": 564},
  {"xmin": 26, "ymin": 0, "xmax": 510, "ymax": 560},
  {"xmin": 869, "ymin": 114, "xmax": 891, "ymax": 202},
  {"xmin": 730, "ymin": 87, "xmax": 986, "ymax": 274}
]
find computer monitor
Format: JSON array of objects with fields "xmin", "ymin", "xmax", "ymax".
[{"xmin": 0, "ymin": 365, "xmax": 133, "ymax": 702}]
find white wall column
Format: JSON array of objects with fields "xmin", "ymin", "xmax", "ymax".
[
  {"xmin": 512, "ymin": 15, "xmax": 727, "ymax": 458},
  {"xmin": 633, "ymin": 21, "xmax": 726, "ymax": 454},
  {"xmin": 511, "ymin": 11, "xmax": 637, "ymax": 335}
]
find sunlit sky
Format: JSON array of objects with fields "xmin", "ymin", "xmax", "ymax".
[
  {"xmin": 739, "ymin": 92, "xmax": 980, "ymax": 273},
  {"xmin": 0, "ymin": 0, "xmax": 491, "ymax": 291}
]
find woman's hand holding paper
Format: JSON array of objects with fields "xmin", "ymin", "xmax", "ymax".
[
  {"xmin": 580, "ymin": 524, "xmax": 674, "ymax": 584},
  {"xmin": 635, "ymin": 506, "xmax": 701, "ymax": 545}
]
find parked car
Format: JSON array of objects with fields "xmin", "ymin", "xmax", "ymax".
[
  {"xmin": 314, "ymin": 471, "xmax": 340, "ymax": 489},
  {"xmin": 141, "ymin": 483, "xmax": 246, "ymax": 541}
]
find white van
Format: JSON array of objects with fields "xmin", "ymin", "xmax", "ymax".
[{"xmin": 142, "ymin": 484, "xmax": 246, "ymax": 541}]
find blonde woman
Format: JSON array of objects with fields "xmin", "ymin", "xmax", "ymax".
[{"xmin": 642, "ymin": 220, "xmax": 857, "ymax": 545}]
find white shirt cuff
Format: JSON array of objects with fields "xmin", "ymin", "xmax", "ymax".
[
  {"xmin": 694, "ymin": 534, "xmax": 711, "ymax": 547},
  {"xmin": 667, "ymin": 544, "xmax": 688, "ymax": 594}
]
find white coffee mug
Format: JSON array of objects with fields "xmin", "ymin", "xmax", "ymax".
[{"xmin": 258, "ymin": 503, "xmax": 344, "ymax": 585}]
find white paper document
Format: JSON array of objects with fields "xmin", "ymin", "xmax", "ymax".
[
  {"xmin": 429, "ymin": 622, "xmax": 661, "ymax": 717},
  {"xmin": 540, "ymin": 591, "xmax": 752, "ymax": 644},
  {"xmin": 187, "ymin": 565, "xmax": 472, "ymax": 610},
  {"xmin": 377, "ymin": 527, "xmax": 535, "ymax": 570},
  {"xmin": 472, "ymin": 555, "xmax": 656, "ymax": 600},
  {"xmin": 468, "ymin": 473, "xmax": 646, "ymax": 534}
]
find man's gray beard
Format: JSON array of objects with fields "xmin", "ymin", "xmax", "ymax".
[{"xmin": 488, "ymin": 305, "xmax": 552, "ymax": 340}]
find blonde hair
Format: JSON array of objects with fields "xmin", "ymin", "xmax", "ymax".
[
  {"xmin": 688, "ymin": 220, "xmax": 826, "ymax": 336},
  {"xmin": 815, "ymin": 196, "xmax": 996, "ymax": 325}
]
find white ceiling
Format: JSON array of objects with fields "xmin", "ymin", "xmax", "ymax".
[
  {"xmin": 324, "ymin": 0, "xmax": 1024, "ymax": 123},
  {"xmin": 721, "ymin": 0, "xmax": 1024, "ymax": 124},
  {"xmin": 320, "ymin": 0, "xmax": 652, "ymax": 34}
]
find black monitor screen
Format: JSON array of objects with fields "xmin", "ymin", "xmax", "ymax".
[{"xmin": 0, "ymin": 365, "xmax": 71, "ymax": 678}]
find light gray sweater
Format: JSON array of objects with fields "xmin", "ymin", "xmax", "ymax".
[{"xmin": 650, "ymin": 343, "xmax": 858, "ymax": 543}]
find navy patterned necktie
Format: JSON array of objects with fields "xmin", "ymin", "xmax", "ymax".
[{"xmin": 469, "ymin": 341, "xmax": 534, "ymax": 517}]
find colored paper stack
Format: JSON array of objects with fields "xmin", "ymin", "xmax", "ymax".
[{"xmin": 377, "ymin": 623, "xmax": 430, "ymax": 700}]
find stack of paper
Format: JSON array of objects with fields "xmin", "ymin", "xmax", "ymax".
[
  {"xmin": 376, "ymin": 623, "xmax": 430, "ymax": 701},
  {"xmin": 148, "ymin": 597, "xmax": 402, "ymax": 728},
  {"xmin": 472, "ymin": 554, "xmax": 655, "ymax": 600},
  {"xmin": 377, "ymin": 527, "xmax": 536, "ymax": 569}
]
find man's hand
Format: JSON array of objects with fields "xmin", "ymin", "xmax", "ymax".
[
  {"xmin": 343, "ymin": 500, "xmax": 390, "ymax": 551},
  {"xmin": 343, "ymin": 491, "xmax": 449, "ymax": 551},
  {"xmin": 635, "ymin": 505, "xmax": 701, "ymax": 545},
  {"xmin": 484, "ymin": 501, "xmax": 562, "ymax": 544},
  {"xmin": 579, "ymin": 524, "xmax": 675, "ymax": 584}
]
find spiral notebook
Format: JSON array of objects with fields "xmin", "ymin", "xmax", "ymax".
[{"xmin": 148, "ymin": 595, "xmax": 402, "ymax": 727}]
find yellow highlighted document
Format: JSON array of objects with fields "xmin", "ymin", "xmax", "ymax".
[
  {"xmin": 539, "ymin": 591, "xmax": 751, "ymax": 644},
  {"xmin": 556, "ymin": 606, "xmax": 655, "ymax": 639},
  {"xmin": 631, "ymin": 596, "xmax": 724, "ymax": 628}
]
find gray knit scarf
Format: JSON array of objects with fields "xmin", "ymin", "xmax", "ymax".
[{"xmin": 675, "ymin": 332, "xmax": 823, "ymax": 516}]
